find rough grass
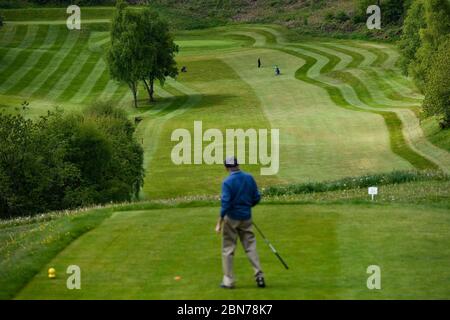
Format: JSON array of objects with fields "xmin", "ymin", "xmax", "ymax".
[
  {"xmin": 422, "ymin": 116, "xmax": 450, "ymax": 152},
  {"xmin": 262, "ymin": 170, "xmax": 449, "ymax": 196},
  {"xmin": 0, "ymin": 208, "xmax": 111, "ymax": 300}
]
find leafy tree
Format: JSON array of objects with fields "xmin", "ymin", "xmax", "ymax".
[
  {"xmin": 398, "ymin": 0, "xmax": 426, "ymax": 75},
  {"xmin": 107, "ymin": 1, "xmax": 178, "ymax": 105},
  {"xmin": 108, "ymin": 0, "xmax": 146, "ymax": 108},
  {"xmin": 422, "ymin": 36, "xmax": 450, "ymax": 128},
  {"xmin": 140, "ymin": 8, "xmax": 179, "ymax": 102},
  {"xmin": 400, "ymin": 0, "xmax": 450, "ymax": 91}
]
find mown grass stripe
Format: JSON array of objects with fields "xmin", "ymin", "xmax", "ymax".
[
  {"xmin": 243, "ymin": 28, "xmax": 277, "ymax": 45},
  {"xmin": 1, "ymin": 25, "xmax": 58, "ymax": 93},
  {"xmin": 289, "ymin": 44, "xmax": 411, "ymax": 107},
  {"xmin": 318, "ymin": 43, "xmax": 364, "ymax": 69},
  {"xmin": 0, "ymin": 25, "xmax": 45, "ymax": 88},
  {"xmin": 17, "ymin": 28, "xmax": 76, "ymax": 97},
  {"xmin": 29, "ymin": 31, "xmax": 86, "ymax": 98},
  {"xmin": 46, "ymin": 48, "xmax": 93, "ymax": 101},
  {"xmin": 304, "ymin": 43, "xmax": 419, "ymax": 107},
  {"xmin": 70, "ymin": 58, "xmax": 108, "ymax": 104},
  {"xmin": 56, "ymin": 49, "xmax": 100, "ymax": 102},
  {"xmin": 98, "ymin": 79, "xmax": 119, "ymax": 102},
  {"xmin": 345, "ymin": 42, "xmax": 388, "ymax": 67},
  {"xmin": 0, "ymin": 25, "xmax": 17, "ymax": 45},
  {"xmin": 0, "ymin": 25, "xmax": 29, "ymax": 72},
  {"xmin": 363, "ymin": 69, "xmax": 422, "ymax": 103},
  {"xmin": 7, "ymin": 26, "xmax": 66, "ymax": 96},
  {"xmin": 298, "ymin": 43, "xmax": 352, "ymax": 71},
  {"xmin": 327, "ymin": 43, "xmax": 377, "ymax": 67},
  {"xmin": 288, "ymin": 44, "xmax": 339, "ymax": 74},
  {"xmin": 276, "ymin": 47, "xmax": 437, "ymax": 170},
  {"xmin": 1, "ymin": 25, "xmax": 27, "ymax": 49},
  {"xmin": 320, "ymin": 44, "xmax": 421, "ymax": 101}
]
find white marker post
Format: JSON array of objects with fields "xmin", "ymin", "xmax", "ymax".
[{"xmin": 368, "ymin": 186, "xmax": 378, "ymax": 201}]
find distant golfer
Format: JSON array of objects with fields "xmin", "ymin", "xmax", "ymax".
[
  {"xmin": 275, "ymin": 65, "xmax": 281, "ymax": 76},
  {"xmin": 215, "ymin": 156, "xmax": 265, "ymax": 289},
  {"xmin": 258, "ymin": 58, "xmax": 262, "ymax": 68}
]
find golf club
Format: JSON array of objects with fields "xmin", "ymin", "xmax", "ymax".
[{"xmin": 253, "ymin": 222, "xmax": 289, "ymax": 270}]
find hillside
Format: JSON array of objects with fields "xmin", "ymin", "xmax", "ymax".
[{"xmin": 0, "ymin": 0, "xmax": 403, "ymax": 39}]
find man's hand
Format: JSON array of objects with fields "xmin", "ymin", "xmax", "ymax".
[{"xmin": 215, "ymin": 217, "xmax": 223, "ymax": 234}]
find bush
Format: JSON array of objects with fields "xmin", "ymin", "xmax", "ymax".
[
  {"xmin": 335, "ymin": 10, "xmax": 350, "ymax": 22},
  {"xmin": 0, "ymin": 103, "xmax": 144, "ymax": 218},
  {"xmin": 324, "ymin": 11, "xmax": 334, "ymax": 22}
]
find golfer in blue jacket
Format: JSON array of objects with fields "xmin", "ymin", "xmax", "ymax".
[{"xmin": 215, "ymin": 156, "xmax": 265, "ymax": 289}]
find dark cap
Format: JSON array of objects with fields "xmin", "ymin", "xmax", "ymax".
[{"xmin": 224, "ymin": 156, "xmax": 238, "ymax": 168}]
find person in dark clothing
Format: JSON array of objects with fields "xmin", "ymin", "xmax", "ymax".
[
  {"xmin": 215, "ymin": 156, "xmax": 265, "ymax": 289},
  {"xmin": 275, "ymin": 65, "xmax": 281, "ymax": 75},
  {"xmin": 258, "ymin": 58, "xmax": 261, "ymax": 68}
]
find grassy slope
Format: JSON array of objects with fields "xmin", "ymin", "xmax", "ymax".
[
  {"xmin": 12, "ymin": 195, "xmax": 450, "ymax": 299},
  {"xmin": 1, "ymin": 21, "xmax": 449, "ymax": 198},
  {"xmin": 422, "ymin": 116, "xmax": 450, "ymax": 152},
  {"xmin": 0, "ymin": 208, "xmax": 111, "ymax": 299},
  {"xmin": 1, "ymin": 178, "xmax": 448, "ymax": 299}
]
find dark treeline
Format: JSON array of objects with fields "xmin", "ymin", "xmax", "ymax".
[
  {"xmin": 355, "ymin": 0, "xmax": 413, "ymax": 25},
  {"xmin": 0, "ymin": 0, "xmax": 117, "ymax": 9},
  {"xmin": 399, "ymin": 0, "xmax": 450, "ymax": 128},
  {"xmin": 0, "ymin": 103, "xmax": 144, "ymax": 218}
]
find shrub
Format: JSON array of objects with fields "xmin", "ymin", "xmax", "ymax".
[
  {"xmin": 0, "ymin": 103, "xmax": 144, "ymax": 218},
  {"xmin": 336, "ymin": 11, "xmax": 350, "ymax": 22},
  {"xmin": 324, "ymin": 11, "xmax": 334, "ymax": 22}
]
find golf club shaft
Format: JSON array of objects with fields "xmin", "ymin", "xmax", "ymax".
[{"xmin": 253, "ymin": 222, "xmax": 289, "ymax": 270}]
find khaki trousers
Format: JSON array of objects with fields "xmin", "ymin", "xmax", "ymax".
[{"xmin": 222, "ymin": 216, "xmax": 264, "ymax": 286}]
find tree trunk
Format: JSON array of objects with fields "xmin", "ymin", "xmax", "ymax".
[
  {"xmin": 129, "ymin": 82, "xmax": 138, "ymax": 108},
  {"xmin": 143, "ymin": 78, "xmax": 155, "ymax": 102},
  {"xmin": 149, "ymin": 79, "xmax": 154, "ymax": 102}
]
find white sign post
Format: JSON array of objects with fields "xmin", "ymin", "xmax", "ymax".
[{"xmin": 368, "ymin": 186, "xmax": 378, "ymax": 201}]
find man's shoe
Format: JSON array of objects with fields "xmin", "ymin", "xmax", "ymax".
[
  {"xmin": 220, "ymin": 283, "xmax": 235, "ymax": 289},
  {"xmin": 256, "ymin": 277, "xmax": 266, "ymax": 288}
]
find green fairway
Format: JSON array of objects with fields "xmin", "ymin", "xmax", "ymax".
[
  {"xmin": 1, "ymin": 8, "xmax": 450, "ymax": 301},
  {"xmin": 13, "ymin": 202, "xmax": 450, "ymax": 299},
  {"xmin": 1, "ymin": 21, "xmax": 448, "ymax": 200}
]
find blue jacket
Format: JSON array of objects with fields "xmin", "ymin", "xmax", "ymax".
[{"xmin": 221, "ymin": 171, "xmax": 261, "ymax": 220}]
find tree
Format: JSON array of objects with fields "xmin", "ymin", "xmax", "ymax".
[
  {"xmin": 139, "ymin": 8, "xmax": 179, "ymax": 102},
  {"xmin": 107, "ymin": 0, "xmax": 146, "ymax": 108},
  {"xmin": 107, "ymin": 2, "xmax": 178, "ymax": 106},
  {"xmin": 399, "ymin": 0, "xmax": 426, "ymax": 75},
  {"xmin": 408, "ymin": 0, "xmax": 450, "ymax": 91},
  {"xmin": 422, "ymin": 36, "xmax": 450, "ymax": 128}
]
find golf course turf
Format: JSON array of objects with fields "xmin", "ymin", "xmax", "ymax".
[{"xmin": 0, "ymin": 8, "xmax": 449, "ymax": 300}]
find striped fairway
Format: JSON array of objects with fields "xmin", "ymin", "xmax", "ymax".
[{"xmin": 0, "ymin": 22, "xmax": 449, "ymax": 199}]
